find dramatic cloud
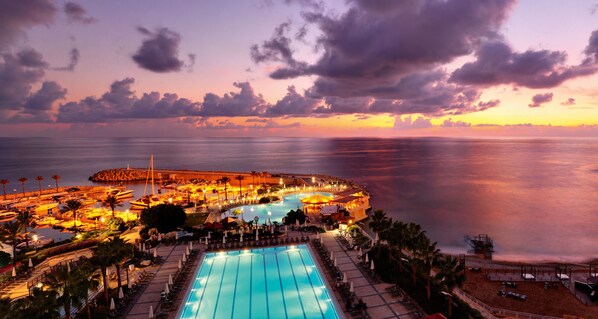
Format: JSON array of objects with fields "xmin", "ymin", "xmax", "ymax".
[
  {"xmin": 266, "ymin": 85, "xmax": 322, "ymax": 116},
  {"xmin": 64, "ymin": 2, "xmax": 97, "ymax": 24},
  {"xmin": 54, "ymin": 48, "xmax": 79, "ymax": 71},
  {"xmin": 0, "ymin": 49, "xmax": 47, "ymax": 109},
  {"xmin": 584, "ymin": 30, "xmax": 598, "ymax": 63},
  {"xmin": 199, "ymin": 82, "xmax": 269, "ymax": 117},
  {"xmin": 528, "ymin": 92, "xmax": 553, "ymax": 108},
  {"xmin": 0, "ymin": 0, "xmax": 57, "ymax": 50},
  {"xmin": 393, "ymin": 116, "xmax": 433, "ymax": 130},
  {"xmin": 441, "ymin": 118, "xmax": 471, "ymax": 127},
  {"xmin": 57, "ymin": 78, "xmax": 202, "ymax": 122},
  {"xmin": 132, "ymin": 27, "xmax": 192, "ymax": 73},
  {"xmin": 450, "ymin": 40, "xmax": 598, "ymax": 89},
  {"xmin": 561, "ymin": 98, "xmax": 576, "ymax": 106},
  {"xmin": 253, "ymin": 0, "xmax": 517, "ymax": 115}
]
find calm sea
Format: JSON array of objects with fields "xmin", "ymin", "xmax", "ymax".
[{"xmin": 1, "ymin": 137, "xmax": 597, "ymax": 262}]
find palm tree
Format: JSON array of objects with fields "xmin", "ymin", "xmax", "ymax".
[
  {"xmin": 0, "ymin": 220, "xmax": 25, "ymax": 267},
  {"xmin": 90, "ymin": 242, "xmax": 113, "ymax": 304},
  {"xmin": 250, "ymin": 171, "xmax": 257, "ymax": 185},
  {"xmin": 62, "ymin": 199, "xmax": 82, "ymax": 235},
  {"xmin": 43, "ymin": 264, "xmax": 86, "ymax": 319},
  {"xmin": 18, "ymin": 177, "xmax": 27, "ymax": 195},
  {"xmin": 0, "ymin": 179, "xmax": 8, "ymax": 200},
  {"xmin": 107, "ymin": 236, "xmax": 132, "ymax": 291},
  {"xmin": 73, "ymin": 261, "xmax": 100, "ymax": 319},
  {"xmin": 368, "ymin": 209, "xmax": 391, "ymax": 244},
  {"xmin": 35, "ymin": 176, "xmax": 43, "ymax": 196},
  {"xmin": 17, "ymin": 210, "xmax": 36, "ymax": 250},
  {"xmin": 51, "ymin": 175, "xmax": 60, "ymax": 191},
  {"xmin": 102, "ymin": 195, "xmax": 122, "ymax": 218},
  {"xmin": 0, "ymin": 297, "xmax": 12, "ymax": 319},
  {"xmin": 234, "ymin": 175, "xmax": 245, "ymax": 198},
  {"xmin": 11, "ymin": 287, "xmax": 61, "ymax": 319},
  {"xmin": 386, "ymin": 220, "xmax": 407, "ymax": 270},
  {"xmin": 434, "ymin": 255, "xmax": 465, "ymax": 317},
  {"xmin": 220, "ymin": 176, "xmax": 231, "ymax": 201},
  {"xmin": 405, "ymin": 223, "xmax": 427, "ymax": 286},
  {"xmin": 415, "ymin": 238, "xmax": 441, "ymax": 300}
]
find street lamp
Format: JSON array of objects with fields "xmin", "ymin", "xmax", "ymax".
[{"xmin": 267, "ymin": 211, "xmax": 272, "ymax": 226}]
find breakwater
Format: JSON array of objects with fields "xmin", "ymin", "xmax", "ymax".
[{"xmin": 89, "ymin": 168, "xmax": 147, "ymax": 182}]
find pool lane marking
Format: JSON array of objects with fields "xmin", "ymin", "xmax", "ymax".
[
  {"xmin": 212, "ymin": 255, "xmax": 230, "ymax": 319},
  {"xmin": 285, "ymin": 249, "xmax": 308, "ymax": 319},
  {"xmin": 262, "ymin": 250, "xmax": 270, "ymax": 319},
  {"xmin": 298, "ymin": 248, "xmax": 327, "ymax": 318},
  {"xmin": 249, "ymin": 253, "xmax": 253, "ymax": 318},
  {"xmin": 230, "ymin": 252, "xmax": 242, "ymax": 319},
  {"xmin": 274, "ymin": 252, "xmax": 289, "ymax": 319},
  {"xmin": 191, "ymin": 255, "xmax": 217, "ymax": 319}
]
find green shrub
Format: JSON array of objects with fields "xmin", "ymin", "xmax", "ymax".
[
  {"xmin": 0, "ymin": 251, "xmax": 10, "ymax": 267},
  {"xmin": 140, "ymin": 204, "xmax": 186, "ymax": 233}
]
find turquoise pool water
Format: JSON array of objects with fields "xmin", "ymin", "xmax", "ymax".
[
  {"xmin": 179, "ymin": 245, "xmax": 340, "ymax": 319},
  {"xmin": 227, "ymin": 192, "xmax": 331, "ymax": 224}
]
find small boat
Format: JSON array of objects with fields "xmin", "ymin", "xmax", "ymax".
[
  {"xmin": 105, "ymin": 188, "xmax": 134, "ymax": 200},
  {"xmin": 34, "ymin": 202, "xmax": 59, "ymax": 215},
  {"xmin": 130, "ymin": 196, "xmax": 162, "ymax": 209},
  {"xmin": 0, "ymin": 211, "xmax": 17, "ymax": 223}
]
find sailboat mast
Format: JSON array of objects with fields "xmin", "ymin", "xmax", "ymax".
[{"xmin": 150, "ymin": 155, "xmax": 155, "ymax": 195}]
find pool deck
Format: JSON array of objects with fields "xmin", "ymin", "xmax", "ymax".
[{"xmin": 317, "ymin": 230, "xmax": 419, "ymax": 319}]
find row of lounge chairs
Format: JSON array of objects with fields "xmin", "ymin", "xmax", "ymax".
[
  {"xmin": 205, "ymin": 236, "xmax": 308, "ymax": 251},
  {"xmin": 108, "ymin": 270, "xmax": 154, "ymax": 318},
  {"xmin": 157, "ymin": 248, "xmax": 201, "ymax": 317}
]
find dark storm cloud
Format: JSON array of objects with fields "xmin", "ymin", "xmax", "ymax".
[
  {"xmin": 450, "ymin": 40, "xmax": 598, "ymax": 88},
  {"xmin": 561, "ymin": 98, "xmax": 576, "ymax": 106},
  {"xmin": 64, "ymin": 2, "xmax": 97, "ymax": 24},
  {"xmin": 584, "ymin": 30, "xmax": 598, "ymax": 63},
  {"xmin": 266, "ymin": 85, "xmax": 321, "ymax": 116},
  {"xmin": 57, "ymin": 78, "xmax": 202, "ymax": 122},
  {"xmin": 0, "ymin": 0, "xmax": 57, "ymax": 50},
  {"xmin": 199, "ymin": 82, "xmax": 269, "ymax": 117},
  {"xmin": 528, "ymin": 92, "xmax": 553, "ymax": 108},
  {"xmin": 24, "ymin": 81, "xmax": 66, "ymax": 112},
  {"xmin": 54, "ymin": 48, "xmax": 80, "ymax": 71},
  {"xmin": 0, "ymin": 49, "xmax": 47, "ymax": 109},
  {"xmin": 252, "ymin": 0, "xmax": 517, "ymax": 115},
  {"xmin": 132, "ymin": 27, "xmax": 189, "ymax": 73}
]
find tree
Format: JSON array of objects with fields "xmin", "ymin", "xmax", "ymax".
[
  {"xmin": 414, "ymin": 238, "xmax": 441, "ymax": 300},
  {"xmin": 107, "ymin": 236, "xmax": 132, "ymax": 291},
  {"xmin": 91, "ymin": 242, "xmax": 113, "ymax": 304},
  {"xmin": 102, "ymin": 195, "xmax": 122, "ymax": 218},
  {"xmin": 43, "ymin": 264, "xmax": 86, "ymax": 319},
  {"xmin": 76, "ymin": 261, "xmax": 101, "ymax": 319},
  {"xmin": 368, "ymin": 209, "xmax": 391, "ymax": 245},
  {"xmin": 0, "ymin": 179, "xmax": 8, "ymax": 200},
  {"xmin": 220, "ymin": 176, "xmax": 231, "ymax": 200},
  {"xmin": 140, "ymin": 203, "xmax": 186, "ymax": 233},
  {"xmin": 250, "ymin": 171, "xmax": 257, "ymax": 185},
  {"xmin": 386, "ymin": 220, "xmax": 407, "ymax": 270},
  {"xmin": 234, "ymin": 175, "xmax": 245, "ymax": 198},
  {"xmin": 51, "ymin": 175, "xmax": 60, "ymax": 191},
  {"xmin": 11, "ymin": 287, "xmax": 61, "ymax": 319},
  {"xmin": 0, "ymin": 220, "xmax": 25, "ymax": 267},
  {"xmin": 434, "ymin": 255, "xmax": 465, "ymax": 317},
  {"xmin": 405, "ymin": 223, "xmax": 427, "ymax": 286},
  {"xmin": 18, "ymin": 177, "xmax": 27, "ymax": 195},
  {"xmin": 283, "ymin": 209, "xmax": 306, "ymax": 225},
  {"xmin": 35, "ymin": 176, "xmax": 43, "ymax": 196},
  {"xmin": 61, "ymin": 199, "xmax": 82, "ymax": 235},
  {"xmin": 17, "ymin": 210, "xmax": 36, "ymax": 250}
]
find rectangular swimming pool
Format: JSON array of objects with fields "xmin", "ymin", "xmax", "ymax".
[{"xmin": 179, "ymin": 245, "xmax": 340, "ymax": 319}]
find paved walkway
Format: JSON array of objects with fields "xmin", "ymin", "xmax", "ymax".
[
  {"xmin": 319, "ymin": 231, "xmax": 419, "ymax": 319},
  {"xmin": 124, "ymin": 244, "xmax": 187, "ymax": 319}
]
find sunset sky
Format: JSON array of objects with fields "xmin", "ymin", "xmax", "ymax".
[{"xmin": 1, "ymin": 0, "xmax": 598, "ymax": 137}]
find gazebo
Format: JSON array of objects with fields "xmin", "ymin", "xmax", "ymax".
[{"xmin": 300, "ymin": 194, "xmax": 334, "ymax": 213}]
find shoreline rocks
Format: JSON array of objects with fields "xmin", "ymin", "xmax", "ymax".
[{"xmin": 89, "ymin": 168, "xmax": 146, "ymax": 182}]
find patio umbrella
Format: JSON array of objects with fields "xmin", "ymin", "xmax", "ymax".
[
  {"xmin": 11, "ymin": 267, "xmax": 16, "ymax": 278},
  {"xmin": 349, "ymin": 281, "xmax": 354, "ymax": 293},
  {"xmin": 240, "ymin": 234, "xmax": 243, "ymax": 243},
  {"xmin": 186, "ymin": 247, "xmax": 190, "ymax": 256},
  {"xmin": 149, "ymin": 305, "xmax": 154, "ymax": 319},
  {"xmin": 67, "ymin": 262, "xmax": 71, "ymax": 273},
  {"xmin": 142, "ymin": 242, "xmax": 146, "ymax": 252},
  {"xmin": 118, "ymin": 287, "xmax": 124, "ymax": 299},
  {"xmin": 182, "ymin": 253, "xmax": 187, "ymax": 263},
  {"xmin": 334, "ymin": 257, "xmax": 337, "ymax": 267},
  {"xmin": 189, "ymin": 242, "xmax": 193, "ymax": 250},
  {"xmin": 168, "ymin": 274, "xmax": 173, "ymax": 286},
  {"xmin": 370, "ymin": 260, "xmax": 375, "ymax": 271},
  {"xmin": 365, "ymin": 254, "xmax": 369, "ymax": 263},
  {"xmin": 28, "ymin": 258, "xmax": 33, "ymax": 268},
  {"xmin": 178, "ymin": 259, "xmax": 182, "ymax": 269},
  {"xmin": 255, "ymin": 230, "xmax": 259, "ymax": 241},
  {"xmin": 222, "ymin": 237, "xmax": 226, "ymax": 244},
  {"xmin": 110, "ymin": 298, "xmax": 115, "ymax": 311},
  {"xmin": 330, "ymin": 251, "xmax": 334, "ymax": 260},
  {"xmin": 342, "ymin": 272, "xmax": 347, "ymax": 284},
  {"xmin": 139, "ymin": 242, "xmax": 142, "ymax": 251},
  {"xmin": 205, "ymin": 237, "xmax": 209, "ymax": 245},
  {"xmin": 128, "ymin": 280, "xmax": 133, "ymax": 289},
  {"xmin": 157, "ymin": 233, "xmax": 162, "ymax": 241},
  {"xmin": 165, "ymin": 283, "xmax": 170, "ymax": 295},
  {"xmin": 358, "ymin": 247, "xmax": 362, "ymax": 256},
  {"xmin": 153, "ymin": 248, "xmax": 158, "ymax": 258}
]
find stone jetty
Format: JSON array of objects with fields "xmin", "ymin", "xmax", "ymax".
[{"xmin": 89, "ymin": 168, "xmax": 146, "ymax": 182}]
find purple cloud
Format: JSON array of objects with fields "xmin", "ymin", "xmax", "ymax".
[
  {"xmin": 0, "ymin": 0, "xmax": 56, "ymax": 50},
  {"xmin": 450, "ymin": 40, "xmax": 598, "ymax": 88},
  {"xmin": 200, "ymin": 82, "xmax": 269, "ymax": 117},
  {"xmin": 64, "ymin": 2, "xmax": 97, "ymax": 24},
  {"xmin": 0, "ymin": 49, "xmax": 47, "ymax": 109},
  {"xmin": 393, "ymin": 116, "xmax": 433, "ymax": 129},
  {"xmin": 561, "ymin": 98, "xmax": 576, "ymax": 106},
  {"xmin": 528, "ymin": 92, "xmax": 553, "ymax": 108},
  {"xmin": 53, "ymin": 48, "xmax": 80, "ymax": 71},
  {"xmin": 441, "ymin": 118, "xmax": 471, "ymax": 127},
  {"xmin": 267, "ymin": 85, "xmax": 322, "ymax": 116},
  {"xmin": 132, "ymin": 27, "xmax": 193, "ymax": 73}
]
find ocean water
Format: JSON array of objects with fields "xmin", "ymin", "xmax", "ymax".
[{"xmin": 1, "ymin": 137, "xmax": 597, "ymax": 262}]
